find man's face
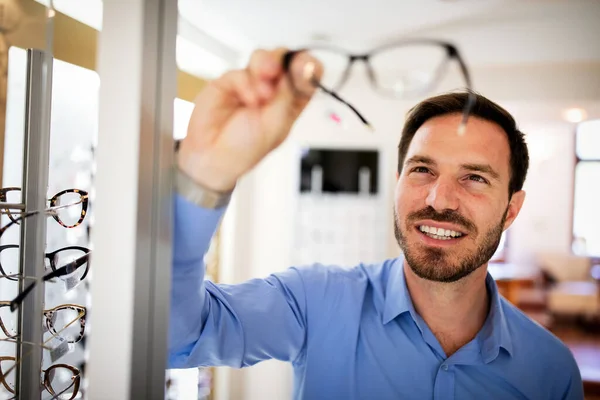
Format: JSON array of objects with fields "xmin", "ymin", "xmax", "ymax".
[{"xmin": 394, "ymin": 113, "xmax": 525, "ymax": 282}]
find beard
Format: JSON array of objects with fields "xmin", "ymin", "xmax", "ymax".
[{"xmin": 394, "ymin": 206, "xmax": 508, "ymax": 283}]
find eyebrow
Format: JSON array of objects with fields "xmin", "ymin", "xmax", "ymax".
[
  {"xmin": 405, "ymin": 155, "xmax": 436, "ymax": 167},
  {"xmin": 405, "ymin": 155, "xmax": 501, "ymax": 181}
]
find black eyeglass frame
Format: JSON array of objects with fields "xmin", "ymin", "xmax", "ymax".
[
  {"xmin": 7, "ymin": 251, "xmax": 91, "ymax": 312},
  {"xmin": 0, "ymin": 245, "xmax": 91, "ymax": 282},
  {"xmin": 283, "ymin": 39, "xmax": 476, "ymax": 131}
]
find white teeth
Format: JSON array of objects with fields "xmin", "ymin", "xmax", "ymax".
[{"xmin": 419, "ymin": 225, "xmax": 463, "ymax": 239}]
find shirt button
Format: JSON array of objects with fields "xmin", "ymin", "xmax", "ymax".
[{"xmin": 441, "ymin": 364, "xmax": 449, "ymax": 371}]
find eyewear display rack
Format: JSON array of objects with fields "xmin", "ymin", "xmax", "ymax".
[
  {"xmin": 3, "ymin": 48, "xmax": 55, "ymax": 400},
  {"xmin": 1, "ymin": 0, "xmax": 179, "ymax": 398}
]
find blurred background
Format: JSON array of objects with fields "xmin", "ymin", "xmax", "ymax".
[{"xmin": 0, "ymin": 0, "xmax": 598, "ymax": 399}]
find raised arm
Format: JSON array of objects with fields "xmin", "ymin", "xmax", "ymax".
[
  {"xmin": 169, "ymin": 49, "xmax": 321, "ymax": 368},
  {"xmin": 168, "ymin": 194, "xmax": 308, "ymax": 368}
]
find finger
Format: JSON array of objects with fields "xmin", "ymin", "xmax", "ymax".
[
  {"xmin": 287, "ymin": 50, "xmax": 324, "ymax": 98},
  {"xmin": 211, "ymin": 69, "xmax": 259, "ymax": 108},
  {"xmin": 248, "ymin": 48, "xmax": 286, "ymax": 82}
]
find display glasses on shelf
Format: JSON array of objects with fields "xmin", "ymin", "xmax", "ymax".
[
  {"xmin": 5, "ymin": 252, "xmax": 91, "ymax": 311},
  {"xmin": 0, "ymin": 302, "xmax": 86, "ymax": 344},
  {"xmin": 0, "ymin": 188, "xmax": 89, "ymax": 229},
  {"xmin": 0, "ymin": 304, "xmax": 86, "ymax": 371},
  {"xmin": 0, "ymin": 245, "xmax": 91, "ymax": 282},
  {"xmin": 0, "ymin": 356, "xmax": 81, "ymax": 400}
]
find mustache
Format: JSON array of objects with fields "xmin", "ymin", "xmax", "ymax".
[{"xmin": 407, "ymin": 206, "xmax": 477, "ymax": 234}]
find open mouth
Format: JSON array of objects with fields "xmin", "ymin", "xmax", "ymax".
[{"xmin": 416, "ymin": 224, "xmax": 466, "ymax": 242}]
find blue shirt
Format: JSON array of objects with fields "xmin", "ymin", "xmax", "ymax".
[{"xmin": 169, "ymin": 194, "xmax": 584, "ymax": 400}]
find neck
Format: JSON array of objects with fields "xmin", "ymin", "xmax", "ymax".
[{"xmin": 403, "ymin": 261, "xmax": 490, "ymax": 355}]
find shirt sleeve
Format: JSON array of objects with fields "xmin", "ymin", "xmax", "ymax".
[{"xmin": 168, "ymin": 194, "xmax": 308, "ymax": 369}]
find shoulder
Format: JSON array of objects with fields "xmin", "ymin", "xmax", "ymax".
[{"xmin": 501, "ymin": 299, "xmax": 582, "ymax": 390}]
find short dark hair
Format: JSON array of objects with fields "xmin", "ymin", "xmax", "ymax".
[{"xmin": 397, "ymin": 91, "xmax": 529, "ymax": 197}]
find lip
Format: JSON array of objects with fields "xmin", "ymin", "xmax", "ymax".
[
  {"xmin": 414, "ymin": 220, "xmax": 468, "ymax": 235},
  {"xmin": 414, "ymin": 226, "xmax": 467, "ymax": 247}
]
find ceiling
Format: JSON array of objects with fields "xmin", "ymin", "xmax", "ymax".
[
  {"xmin": 39, "ymin": 0, "xmax": 600, "ymax": 117},
  {"xmin": 178, "ymin": 0, "xmax": 600, "ymax": 68}
]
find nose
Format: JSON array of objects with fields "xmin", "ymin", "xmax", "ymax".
[{"xmin": 425, "ymin": 179, "xmax": 459, "ymax": 212}]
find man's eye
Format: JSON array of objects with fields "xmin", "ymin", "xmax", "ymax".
[
  {"xmin": 412, "ymin": 166, "xmax": 430, "ymax": 174},
  {"xmin": 469, "ymin": 174, "xmax": 488, "ymax": 184}
]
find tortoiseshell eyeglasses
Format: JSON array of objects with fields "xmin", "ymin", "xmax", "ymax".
[
  {"xmin": 0, "ymin": 356, "xmax": 80, "ymax": 400},
  {"xmin": 0, "ymin": 187, "xmax": 88, "ymax": 229},
  {"xmin": 0, "ymin": 302, "xmax": 86, "ymax": 344}
]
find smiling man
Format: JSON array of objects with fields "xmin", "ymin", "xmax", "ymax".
[{"xmin": 170, "ymin": 49, "xmax": 583, "ymax": 399}]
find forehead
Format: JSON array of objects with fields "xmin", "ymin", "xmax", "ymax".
[{"xmin": 406, "ymin": 114, "xmax": 511, "ymax": 177}]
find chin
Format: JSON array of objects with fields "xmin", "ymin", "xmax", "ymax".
[{"xmin": 402, "ymin": 239, "xmax": 483, "ymax": 283}]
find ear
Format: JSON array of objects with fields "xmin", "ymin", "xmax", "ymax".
[
  {"xmin": 503, "ymin": 190, "xmax": 526, "ymax": 231},
  {"xmin": 395, "ymin": 170, "xmax": 400, "ymax": 181}
]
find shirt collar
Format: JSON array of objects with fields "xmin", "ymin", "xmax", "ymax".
[
  {"xmin": 382, "ymin": 257, "xmax": 414, "ymax": 324},
  {"xmin": 382, "ymin": 257, "xmax": 513, "ymax": 361}
]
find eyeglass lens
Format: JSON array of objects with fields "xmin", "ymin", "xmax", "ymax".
[
  {"xmin": 49, "ymin": 190, "xmax": 87, "ymax": 228},
  {"xmin": 0, "ymin": 189, "xmax": 21, "ymax": 224},
  {"xmin": 0, "ymin": 303, "xmax": 17, "ymax": 339},
  {"xmin": 0, "ymin": 246, "xmax": 19, "ymax": 281},
  {"xmin": 46, "ymin": 247, "xmax": 90, "ymax": 283},
  {"xmin": 44, "ymin": 364, "xmax": 80, "ymax": 399},
  {"xmin": 45, "ymin": 306, "xmax": 86, "ymax": 344}
]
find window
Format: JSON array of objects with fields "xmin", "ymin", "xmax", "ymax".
[{"xmin": 572, "ymin": 119, "xmax": 600, "ymax": 257}]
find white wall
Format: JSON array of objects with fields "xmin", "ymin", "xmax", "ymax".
[{"xmin": 507, "ymin": 120, "xmax": 577, "ymax": 264}]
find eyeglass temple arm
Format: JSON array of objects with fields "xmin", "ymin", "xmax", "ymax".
[
  {"xmin": 446, "ymin": 47, "xmax": 476, "ymax": 132},
  {"xmin": 282, "ymin": 50, "xmax": 372, "ymax": 129},
  {"xmin": 314, "ymin": 81, "xmax": 372, "ymax": 127}
]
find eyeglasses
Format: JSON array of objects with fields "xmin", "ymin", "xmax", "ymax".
[
  {"xmin": 0, "ymin": 245, "xmax": 91, "ymax": 283},
  {"xmin": 283, "ymin": 39, "xmax": 476, "ymax": 134},
  {"xmin": 5, "ymin": 251, "xmax": 91, "ymax": 312},
  {"xmin": 0, "ymin": 304, "xmax": 86, "ymax": 395},
  {"xmin": 0, "ymin": 188, "xmax": 88, "ymax": 229},
  {"xmin": 0, "ymin": 302, "xmax": 86, "ymax": 344},
  {"xmin": 0, "ymin": 356, "xmax": 80, "ymax": 400},
  {"xmin": 0, "ymin": 193, "xmax": 89, "ymax": 245}
]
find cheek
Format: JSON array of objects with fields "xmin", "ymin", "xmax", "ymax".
[{"xmin": 395, "ymin": 180, "xmax": 426, "ymax": 216}]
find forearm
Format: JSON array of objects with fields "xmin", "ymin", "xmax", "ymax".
[{"xmin": 168, "ymin": 193, "xmax": 226, "ymax": 365}]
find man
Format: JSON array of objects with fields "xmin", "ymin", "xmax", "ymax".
[{"xmin": 170, "ymin": 48, "xmax": 583, "ymax": 399}]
